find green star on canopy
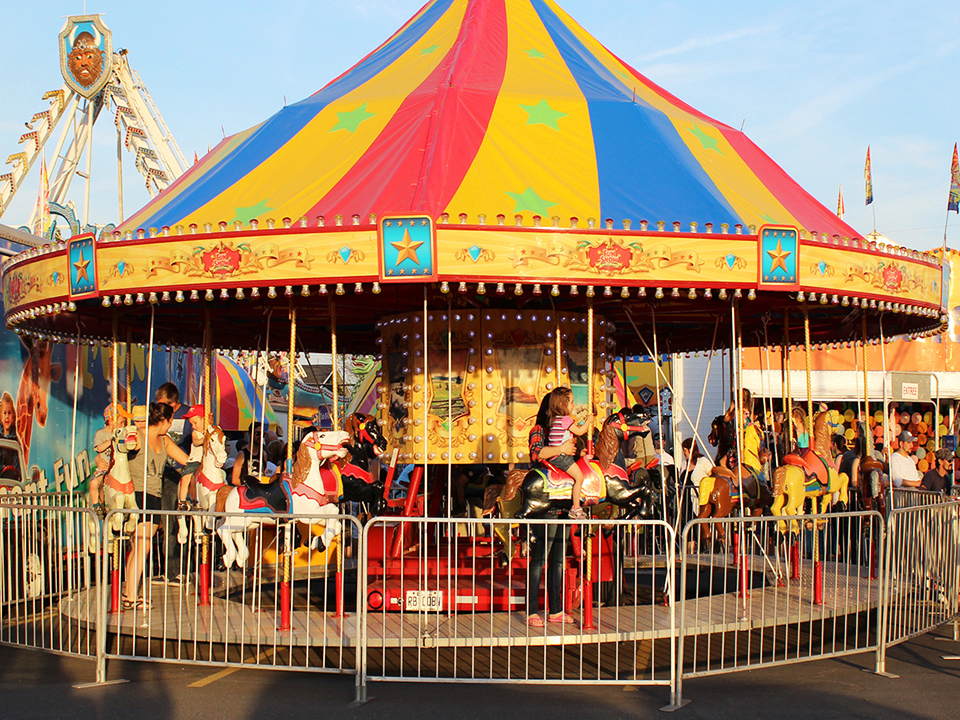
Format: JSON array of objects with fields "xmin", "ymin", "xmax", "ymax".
[
  {"xmin": 687, "ymin": 124, "xmax": 722, "ymax": 154},
  {"xmin": 506, "ymin": 187, "xmax": 557, "ymax": 215},
  {"xmin": 524, "ymin": 47, "xmax": 545, "ymax": 59},
  {"xmin": 421, "ymin": 44, "xmax": 440, "ymax": 55},
  {"xmin": 330, "ymin": 103, "xmax": 376, "ymax": 133},
  {"xmin": 230, "ymin": 199, "xmax": 273, "ymax": 225},
  {"xmin": 519, "ymin": 99, "xmax": 567, "ymax": 131}
]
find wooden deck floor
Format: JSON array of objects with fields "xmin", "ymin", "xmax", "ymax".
[{"xmin": 59, "ymin": 554, "xmax": 884, "ymax": 650}]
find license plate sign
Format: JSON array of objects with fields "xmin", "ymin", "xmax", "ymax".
[{"xmin": 404, "ymin": 590, "xmax": 443, "ymax": 612}]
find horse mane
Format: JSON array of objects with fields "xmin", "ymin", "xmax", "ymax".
[
  {"xmin": 504, "ymin": 468, "xmax": 526, "ymax": 501},
  {"xmin": 595, "ymin": 420, "xmax": 619, "ymax": 469},
  {"xmin": 289, "ymin": 435, "xmax": 313, "ymax": 489}
]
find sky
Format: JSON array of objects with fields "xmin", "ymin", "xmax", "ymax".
[{"xmin": 0, "ymin": 0, "xmax": 958, "ymax": 250}]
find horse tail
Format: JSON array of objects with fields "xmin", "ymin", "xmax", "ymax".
[{"xmin": 504, "ymin": 467, "xmax": 526, "ymax": 501}]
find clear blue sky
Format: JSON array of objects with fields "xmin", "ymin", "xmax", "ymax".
[{"xmin": 1, "ymin": 0, "xmax": 957, "ymax": 250}]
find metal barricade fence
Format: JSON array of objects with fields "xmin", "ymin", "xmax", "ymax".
[
  {"xmin": 878, "ymin": 502, "xmax": 960, "ymax": 673},
  {"xmin": 0, "ymin": 491, "xmax": 86, "ymax": 508},
  {"xmin": 359, "ymin": 516, "xmax": 676, "ymax": 701},
  {"xmin": 97, "ymin": 508, "xmax": 363, "ymax": 692},
  {"xmin": 673, "ymin": 511, "xmax": 884, "ymax": 707},
  {"xmin": 0, "ymin": 501, "xmax": 100, "ymax": 660},
  {"xmin": 891, "ymin": 487, "xmax": 949, "ymax": 509}
]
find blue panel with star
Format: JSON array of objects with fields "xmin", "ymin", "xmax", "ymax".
[
  {"xmin": 757, "ymin": 225, "xmax": 799, "ymax": 289},
  {"xmin": 378, "ymin": 215, "xmax": 436, "ymax": 283},
  {"xmin": 67, "ymin": 232, "xmax": 98, "ymax": 299}
]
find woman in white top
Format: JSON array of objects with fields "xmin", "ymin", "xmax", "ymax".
[{"xmin": 680, "ymin": 438, "xmax": 713, "ymax": 506}]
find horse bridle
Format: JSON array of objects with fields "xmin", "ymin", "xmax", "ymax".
[{"xmin": 611, "ymin": 410, "xmax": 651, "ymax": 435}]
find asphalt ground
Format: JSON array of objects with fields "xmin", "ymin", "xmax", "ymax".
[{"xmin": 1, "ymin": 626, "xmax": 959, "ymax": 720}]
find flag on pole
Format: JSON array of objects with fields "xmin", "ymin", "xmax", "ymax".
[
  {"xmin": 837, "ymin": 184, "xmax": 845, "ymax": 219},
  {"xmin": 864, "ymin": 147, "xmax": 873, "ymax": 206},
  {"xmin": 31, "ymin": 156, "xmax": 49, "ymax": 238},
  {"xmin": 949, "ymin": 143, "xmax": 959, "ymax": 213}
]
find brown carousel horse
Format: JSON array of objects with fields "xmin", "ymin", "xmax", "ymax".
[
  {"xmin": 851, "ymin": 421, "xmax": 887, "ymax": 515},
  {"xmin": 697, "ymin": 413, "xmax": 774, "ymax": 546},
  {"xmin": 771, "ymin": 410, "xmax": 850, "ymax": 533}
]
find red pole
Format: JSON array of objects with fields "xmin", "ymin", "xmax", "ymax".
[
  {"xmin": 279, "ymin": 530, "xmax": 291, "ymax": 631},
  {"xmin": 198, "ymin": 534, "xmax": 211, "ymax": 607},
  {"xmin": 110, "ymin": 537, "xmax": 121, "ymax": 613},
  {"xmin": 790, "ymin": 540, "xmax": 801, "ymax": 580},
  {"xmin": 814, "ymin": 559, "xmax": 824, "ymax": 605},
  {"xmin": 582, "ymin": 524, "xmax": 595, "ymax": 630},
  {"xmin": 391, "ymin": 466, "xmax": 424, "ymax": 558},
  {"xmin": 335, "ymin": 570, "xmax": 344, "ymax": 617}
]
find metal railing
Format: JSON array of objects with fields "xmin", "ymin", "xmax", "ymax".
[
  {"xmin": 0, "ymin": 502, "xmax": 99, "ymax": 660},
  {"xmin": 878, "ymin": 502, "xmax": 960, "ymax": 673},
  {"xmin": 359, "ymin": 516, "xmax": 676, "ymax": 700},
  {"xmin": 891, "ymin": 487, "xmax": 951, "ymax": 509},
  {"xmin": 96, "ymin": 507, "xmax": 363, "ymax": 690},
  {"xmin": 673, "ymin": 511, "xmax": 884, "ymax": 707}
]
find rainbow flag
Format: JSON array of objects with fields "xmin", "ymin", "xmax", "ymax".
[
  {"xmin": 864, "ymin": 147, "xmax": 873, "ymax": 206},
  {"xmin": 949, "ymin": 143, "xmax": 959, "ymax": 213}
]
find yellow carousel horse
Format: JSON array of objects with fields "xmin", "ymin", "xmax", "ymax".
[{"xmin": 771, "ymin": 409, "xmax": 850, "ymax": 531}]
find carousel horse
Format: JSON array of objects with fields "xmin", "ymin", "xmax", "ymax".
[
  {"xmin": 514, "ymin": 408, "xmax": 655, "ymax": 519},
  {"xmin": 340, "ymin": 413, "xmax": 388, "ymax": 514},
  {"xmin": 176, "ymin": 424, "xmax": 228, "ymax": 545},
  {"xmin": 771, "ymin": 410, "xmax": 850, "ymax": 529},
  {"xmin": 697, "ymin": 412, "xmax": 774, "ymax": 545},
  {"xmin": 97, "ymin": 426, "xmax": 141, "ymax": 543},
  {"xmin": 853, "ymin": 421, "xmax": 887, "ymax": 515},
  {"xmin": 217, "ymin": 429, "xmax": 350, "ymax": 569}
]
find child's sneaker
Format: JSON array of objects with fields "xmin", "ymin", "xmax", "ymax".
[{"xmin": 568, "ymin": 507, "xmax": 586, "ymax": 520}]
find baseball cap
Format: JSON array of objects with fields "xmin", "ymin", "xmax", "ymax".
[
  {"xmin": 182, "ymin": 404, "xmax": 205, "ymax": 419},
  {"xmin": 934, "ymin": 448, "xmax": 953, "ymax": 463},
  {"xmin": 898, "ymin": 430, "xmax": 918, "ymax": 444}
]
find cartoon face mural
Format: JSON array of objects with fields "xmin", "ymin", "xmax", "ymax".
[{"xmin": 59, "ymin": 16, "xmax": 113, "ymax": 98}]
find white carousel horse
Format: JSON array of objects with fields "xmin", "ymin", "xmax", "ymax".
[
  {"xmin": 101, "ymin": 426, "xmax": 140, "ymax": 540},
  {"xmin": 176, "ymin": 425, "xmax": 228, "ymax": 544},
  {"xmin": 216, "ymin": 430, "xmax": 350, "ymax": 569}
]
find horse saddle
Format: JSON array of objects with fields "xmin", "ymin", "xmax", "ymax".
[
  {"xmin": 783, "ymin": 449, "xmax": 830, "ymax": 488},
  {"xmin": 540, "ymin": 458, "xmax": 606, "ymax": 503},
  {"xmin": 238, "ymin": 475, "xmax": 290, "ymax": 513}
]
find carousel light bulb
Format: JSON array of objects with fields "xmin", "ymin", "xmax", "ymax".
[
  {"xmin": 125, "ymin": 294, "xmax": 134, "ymax": 305},
  {"xmin": 284, "ymin": 286, "xmax": 293, "ymax": 297},
  {"xmin": 638, "ymin": 287, "xmax": 646, "ymax": 297},
  {"xmin": 841, "ymin": 296, "xmax": 849, "ymax": 307},
  {"xmin": 514, "ymin": 283, "xmax": 523, "ymax": 296},
  {"xmin": 235, "ymin": 288, "xmax": 245, "ymax": 300},
  {"xmin": 570, "ymin": 285, "xmax": 579, "ymax": 296},
  {"xmin": 671, "ymin": 288, "xmax": 680, "ymax": 298},
  {"xmin": 101, "ymin": 297, "xmax": 111, "ymax": 307},
  {"xmin": 620, "ymin": 287, "xmax": 630, "ymax": 298},
  {"xmin": 819, "ymin": 293, "xmax": 828, "ymax": 305},
  {"xmin": 249, "ymin": 287, "xmax": 260, "ymax": 299},
  {"xmin": 860, "ymin": 298, "xmax": 867, "ymax": 308},
  {"xmin": 734, "ymin": 289, "xmax": 742, "ymax": 299},
  {"xmin": 551, "ymin": 284, "xmax": 560, "ymax": 297},
  {"xmin": 354, "ymin": 283, "xmax": 364, "ymax": 295},
  {"xmin": 718, "ymin": 289, "xmax": 727, "ymax": 300},
  {"xmin": 477, "ymin": 282, "xmax": 486, "ymax": 295},
  {"xmin": 655, "ymin": 287, "xmax": 664, "ymax": 299},
  {"xmin": 496, "ymin": 282, "xmax": 506, "ymax": 295},
  {"xmin": 440, "ymin": 281, "xmax": 450, "ymax": 294},
  {"xmin": 869, "ymin": 299, "xmax": 877, "ymax": 309},
  {"xmin": 316, "ymin": 284, "xmax": 327, "ymax": 296},
  {"xmin": 336, "ymin": 283, "xmax": 345, "ymax": 295},
  {"xmin": 797, "ymin": 291, "xmax": 805, "ymax": 302},
  {"xmin": 220, "ymin": 289, "xmax": 229, "ymax": 300},
  {"xmin": 586, "ymin": 286, "xmax": 595, "ymax": 297},
  {"xmin": 267, "ymin": 287, "xmax": 277, "ymax": 299},
  {"xmin": 831, "ymin": 294, "xmax": 839, "ymax": 305},
  {"xmin": 204, "ymin": 289, "xmax": 214, "ymax": 301},
  {"xmin": 604, "ymin": 286, "xmax": 613, "ymax": 297},
  {"xmin": 372, "ymin": 282, "xmax": 381, "ymax": 294},
  {"xmin": 458, "ymin": 282, "xmax": 467, "ymax": 293},
  {"xmin": 687, "ymin": 288, "xmax": 697, "ymax": 299},
  {"xmin": 176, "ymin": 290, "xmax": 185, "ymax": 303},
  {"xmin": 149, "ymin": 292, "xmax": 158, "ymax": 304},
  {"xmin": 532, "ymin": 283, "xmax": 542, "ymax": 296},
  {"xmin": 747, "ymin": 289, "xmax": 756, "ymax": 300},
  {"xmin": 301, "ymin": 284, "xmax": 310, "ymax": 297}
]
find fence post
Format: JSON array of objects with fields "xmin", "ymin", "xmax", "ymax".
[
  {"xmin": 662, "ymin": 519, "xmax": 691, "ymax": 712},
  {"xmin": 872, "ymin": 511, "xmax": 898, "ymax": 678},
  {"xmin": 350, "ymin": 518, "xmax": 370, "ymax": 708}
]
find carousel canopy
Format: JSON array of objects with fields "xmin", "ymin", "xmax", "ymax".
[
  {"xmin": 1, "ymin": 0, "xmax": 946, "ymax": 355},
  {"xmin": 121, "ymin": 0, "xmax": 857, "ymax": 239}
]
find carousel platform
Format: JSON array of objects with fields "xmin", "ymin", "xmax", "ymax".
[{"xmin": 58, "ymin": 555, "xmax": 883, "ymax": 649}]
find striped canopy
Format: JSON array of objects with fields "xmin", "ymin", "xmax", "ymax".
[
  {"xmin": 120, "ymin": 0, "xmax": 856, "ymax": 241},
  {"xmin": 215, "ymin": 355, "xmax": 278, "ymax": 432}
]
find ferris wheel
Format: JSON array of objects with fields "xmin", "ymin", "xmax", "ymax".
[{"xmin": 0, "ymin": 15, "xmax": 186, "ymax": 243}]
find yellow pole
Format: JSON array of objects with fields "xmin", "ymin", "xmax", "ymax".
[
  {"xmin": 330, "ymin": 299, "xmax": 339, "ymax": 431},
  {"xmin": 803, "ymin": 304, "xmax": 814, "ymax": 439},
  {"xmin": 784, "ymin": 313, "xmax": 792, "ymax": 448},
  {"xmin": 287, "ymin": 305, "xmax": 297, "ymax": 470}
]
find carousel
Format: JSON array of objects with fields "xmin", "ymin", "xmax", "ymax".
[{"xmin": 3, "ymin": 0, "xmax": 947, "ymax": 670}]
